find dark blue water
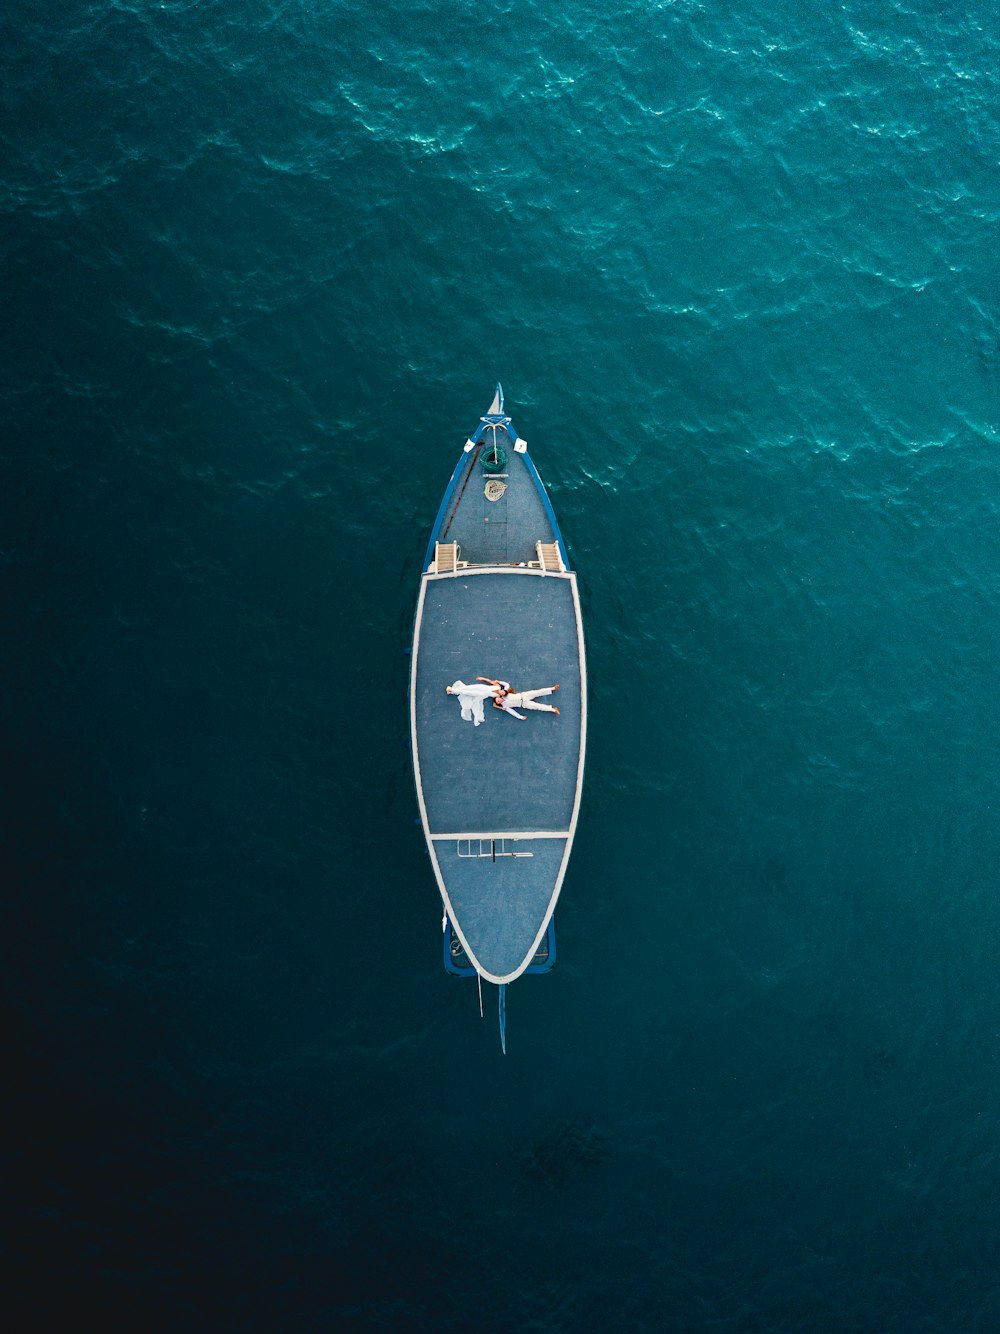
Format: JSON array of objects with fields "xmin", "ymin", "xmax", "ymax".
[{"xmin": 4, "ymin": 1, "xmax": 1000, "ymax": 1329}]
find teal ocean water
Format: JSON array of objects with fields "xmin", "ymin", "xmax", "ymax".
[{"xmin": 4, "ymin": 1, "xmax": 1000, "ymax": 1329}]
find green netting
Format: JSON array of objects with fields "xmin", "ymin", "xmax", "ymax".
[{"xmin": 481, "ymin": 443, "xmax": 508, "ymax": 472}]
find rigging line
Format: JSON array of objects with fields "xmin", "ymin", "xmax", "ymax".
[
  {"xmin": 498, "ymin": 983, "xmax": 507, "ymax": 1056},
  {"xmin": 440, "ymin": 447, "xmax": 480, "ymax": 541}
]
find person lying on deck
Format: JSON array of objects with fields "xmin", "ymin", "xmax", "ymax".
[
  {"xmin": 492, "ymin": 689, "xmax": 526, "ymax": 720},
  {"xmin": 476, "ymin": 676, "xmax": 511, "ymax": 692},
  {"xmin": 491, "ymin": 684, "xmax": 561, "ymax": 720},
  {"xmin": 446, "ymin": 680, "xmax": 499, "ymax": 726},
  {"xmin": 477, "ymin": 676, "xmax": 524, "ymax": 720}
]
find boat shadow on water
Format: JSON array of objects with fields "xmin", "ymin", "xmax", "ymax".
[{"xmin": 522, "ymin": 1117, "xmax": 611, "ymax": 1185}]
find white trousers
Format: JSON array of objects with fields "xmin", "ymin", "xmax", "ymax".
[{"xmin": 506, "ymin": 688, "xmax": 557, "ymax": 712}]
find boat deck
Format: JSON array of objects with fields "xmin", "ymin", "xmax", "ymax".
[
  {"xmin": 412, "ymin": 569, "xmax": 584, "ymax": 980},
  {"xmin": 434, "ymin": 447, "xmax": 560, "ymax": 567}
]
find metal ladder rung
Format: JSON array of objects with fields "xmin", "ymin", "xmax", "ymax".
[{"xmin": 456, "ymin": 839, "xmax": 534, "ymax": 860}]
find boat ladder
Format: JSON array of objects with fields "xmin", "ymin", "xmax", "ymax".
[
  {"xmin": 535, "ymin": 540, "xmax": 565, "ymax": 573},
  {"xmin": 430, "ymin": 541, "xmax": 466, "ymax": 574},
  {"xmin": 456, "ymin": 838, "xmax": 534, "ymax": 860}
]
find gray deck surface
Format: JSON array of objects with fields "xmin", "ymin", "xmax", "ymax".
[
  {"xmin": 413, "ymin": 569, "xmax": 583, "ymax": 978},
  {"xmin": 439, "ymin": 447, "xmax": 557, "ymax": 566},
  {"xmin": 415, "ymin": 573, "xmax": 581, "ymax": 833},
  {"xmin": 434, "ymin": 839, "xmax": 568, "ymax": 978}
]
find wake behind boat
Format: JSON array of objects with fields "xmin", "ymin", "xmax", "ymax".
[{"xmin": 409, "ymin": 386, "xmax": 586, "ymax": 1050}]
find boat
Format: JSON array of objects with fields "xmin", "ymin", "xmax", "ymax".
[{"xmin": 409, "ymin": 386, "xmax": 587, "ymax": 1051}]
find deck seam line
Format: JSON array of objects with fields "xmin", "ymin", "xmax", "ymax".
[{"xmin": 429, "ymin": 831, "xmax": 570, "ymax": 841}]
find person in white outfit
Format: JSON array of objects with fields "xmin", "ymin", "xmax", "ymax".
[
  {"xmin": 477, "ymin": 677, "xmax": 560, "ymax": 720},
  {"xmin": 476, "ymin": 676, "xmax": 511, "ymax": 692},
  {"xmin": 501, "ymin": 685, "xmax": 560, "ymax": 717},
  {"xmin": 446, "ymin": 680, "xmax": 499, "ymax": 726}
]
